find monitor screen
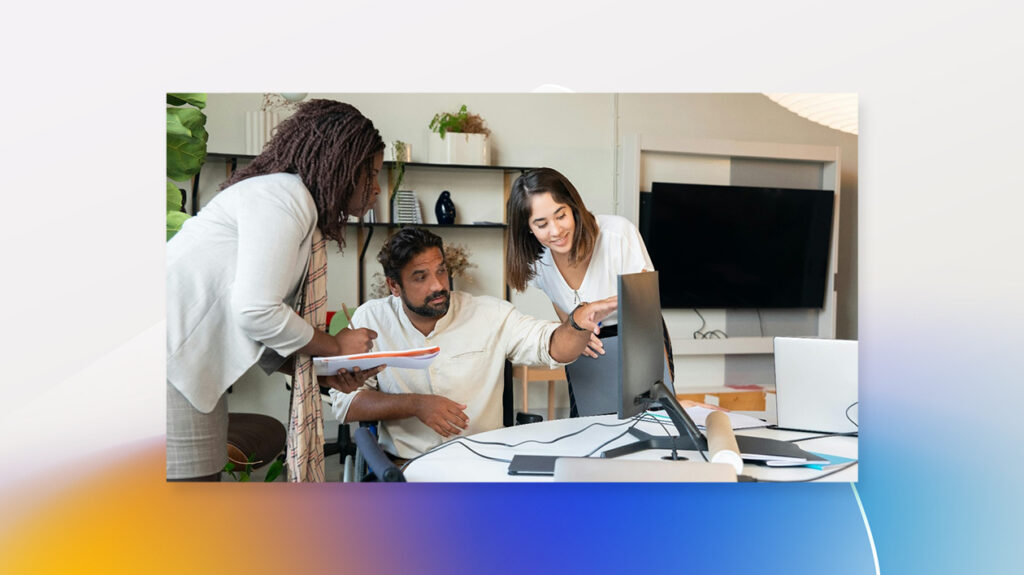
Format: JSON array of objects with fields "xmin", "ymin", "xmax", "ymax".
[
  {"xmin": 643, "ymin": 182, "xmax": 834, "ymax": 309},
  {"xmin": 617, "ymin": 271, "xmax": 668, "ymax": 419}
]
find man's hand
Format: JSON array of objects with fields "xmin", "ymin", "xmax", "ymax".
[
  {"xmin": 581, "ymin": 332, "xmax": 605, "ymax": 359},
  {"xmin": 334, "ymin": 327, "xmax": 378, "ymax": 355},
  {"xmin": 318, "ymin": 365, "xmax": 385, "ymax": 394},
  {"xmin": 413, "ymin": 395, "xmax": 469, "ymax": 438}
]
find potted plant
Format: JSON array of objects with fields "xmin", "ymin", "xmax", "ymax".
[
  {"xmin": 166, "ymin": 93, "xmax": 209, "ymax": 240},
  {"xmin": 428, "ymin": 104, "xmax": 491, "ymax": 165}
]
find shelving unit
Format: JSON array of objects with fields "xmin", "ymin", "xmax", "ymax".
[
  {"xmin": 367, "ymin": 160, "xmax": 533, "ymax": 303},
  {"xmin": 190, "ymin": 153, "xmax": 533, "ymax": 305}
]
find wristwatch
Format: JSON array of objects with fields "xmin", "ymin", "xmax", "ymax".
[{"xmin": 568, "ymin": 302, "xmax": 589, "ymax": 331}]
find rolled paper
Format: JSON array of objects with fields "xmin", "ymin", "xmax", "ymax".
[{"xmin": 706, "ymin": 410, "xmax": 743, "ymax": 474}]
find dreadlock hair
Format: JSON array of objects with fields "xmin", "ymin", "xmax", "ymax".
[
  {"xmin": 219, "ymin": 99, "xmax": 384, "ymax": 250},
  {"xmin": 505, "ymin": 167, "xmax": 599, "ymax": 292}
]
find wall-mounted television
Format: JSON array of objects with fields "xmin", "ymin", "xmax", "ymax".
[{"xmin": 639, "ymin": 182, "xmax": 834, "ymax": 309}]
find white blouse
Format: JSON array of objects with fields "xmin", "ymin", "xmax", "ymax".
[{"xmin": 528, "ymin": 214, "xmax": 654, "ymax": 326}]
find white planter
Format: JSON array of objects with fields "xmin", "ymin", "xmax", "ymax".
[{"xmin": 428, "ymin": 132, "xmax": 490, "ymax": 165}]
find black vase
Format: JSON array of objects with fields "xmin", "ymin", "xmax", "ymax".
[{"xmin": 435, "ymin": 190, "xmax": 456, "ymax": 225}]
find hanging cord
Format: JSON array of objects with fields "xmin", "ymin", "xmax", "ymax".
[{"xmin": 692, "ymin": 308, "xmax": 728, "ymax": 339}]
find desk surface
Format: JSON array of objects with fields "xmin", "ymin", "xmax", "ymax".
[{"xmin": 402, "ymin": 414, "xmax": 857, "ymax": 482}]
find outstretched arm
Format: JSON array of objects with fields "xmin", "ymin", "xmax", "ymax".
[{"xmin": 548, "ymin": 296, "xmax": 617, "ymax": 363}]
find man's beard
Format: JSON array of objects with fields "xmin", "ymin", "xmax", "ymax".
[{"xmin": 403, "ymin": 289, "xmax": 450, "ymax": 318}]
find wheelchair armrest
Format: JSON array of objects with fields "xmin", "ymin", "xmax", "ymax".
[{"xmin": 352, "ymin": 426, "xmax": 406, "ymax": 482}]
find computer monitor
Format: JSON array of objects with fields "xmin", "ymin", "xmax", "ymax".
[
  {"xmin": 606, "ymin": 271, "xmax": 831, "ymax": 464},
  {"xmin": 610, "ymin": 272, "xmax": 705, "ymax": 459}
]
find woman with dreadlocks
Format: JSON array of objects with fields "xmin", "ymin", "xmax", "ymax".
[{"xmin": 167, "ymin": 99, "xmax": 384, "ymax": 481}]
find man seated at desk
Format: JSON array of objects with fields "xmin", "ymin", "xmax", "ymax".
[{"xmin": 329, "ymin": 227, "xmax": 615, "ymax": 459}]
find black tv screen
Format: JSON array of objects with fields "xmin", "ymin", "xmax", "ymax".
[{"xmin": 640, "ymin": 182, "xmax": 834, "ymax": 309}]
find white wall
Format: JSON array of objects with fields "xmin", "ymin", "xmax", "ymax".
[{"xmin": 198, "ymin": 93, "xmax": 857, "ymax": 418}]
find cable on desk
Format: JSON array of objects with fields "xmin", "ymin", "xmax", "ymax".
[
  {"xmin": 787, "ymin": 431, "xmax": 859, "ymax": 443},
  {"xmin": 581, "ymin": 415, "xmax": 649, "ymax": 457},
  {"xmin": 846, "ymin": 401, "xmax": 859, "ymax": 428},
  {"xmin": 399, "ymin": 438, "xmax": 513, "ymax": 472},
  {"xmin": 753, "ymin": 460, "xmax": 859, "ymax": 482},
  {"xmin": 455, "ymin": 413, "xmax": 647, "ymax": 450},
  {"xmin": 400, "ymin": 414, "xmax": 648, "ymax": 472}
]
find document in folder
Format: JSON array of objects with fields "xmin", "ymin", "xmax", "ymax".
[{"xmin": 313, "ymin": 346, "xmax": 440, "ymax": 375}]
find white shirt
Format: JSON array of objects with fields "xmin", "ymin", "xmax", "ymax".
[
  {"xmin": 329, "ymin": 291, "xmax": 564, "ymax": 458},
  {"xmin": 529, "ymin": 214, "xmax": 654, "ymax": 326},
  {"xmin": 167, "ymin": 173, "xmax": 317, "ymax": 412}
]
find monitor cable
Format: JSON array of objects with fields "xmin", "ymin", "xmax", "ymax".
[{"xmin": 692, "ymin": 308, "xmax": 728, "ymax": 339}]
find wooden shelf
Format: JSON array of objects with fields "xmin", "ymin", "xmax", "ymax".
[
  {"xmin": 384, "ymin": 160, "xmax": 532, "ymax": 173},
  {"xmin": 204, "ymin": 153, "xmax": 533, "ymax": 174},
  {"xmin": 671, "ymin": 337, "xmax": 775, "ymax": 356},
  {"xmin": 364, "ymin": 222, "xmax": 506, "ymax": 229}
]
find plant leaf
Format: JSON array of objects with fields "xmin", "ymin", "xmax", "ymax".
[
  {"xmin": 167, "ymin": 181, "xmax": 184, "ymax": 212},
  {"xmin": 263, "ymin": 459, "xmax": 284, "ymax": 482},
  {"xmin": 167, "ymin": 93, "xmax": 207, "ymax": 109},
  {"xmin": 167, "ymin": 210, "xmax": 190, "ymax": 240},
  {"xmin": 167, "ymin": 107, "xmax": 208, "ymax": 180}
]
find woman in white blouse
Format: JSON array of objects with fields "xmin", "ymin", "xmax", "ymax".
[
  {"xmin": 506, "ymin": 168, "xmax": 674, "ymax": 417},
  {"xmin": 166, "ymin": 100, "xmax": 384, "ymax": 480}
]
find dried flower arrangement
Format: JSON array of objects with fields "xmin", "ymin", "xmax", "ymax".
[
  {"xmin": 260, "ymin": 93, "xmax": 304, "ymax": 113},
  {"xmin": 368, "ymin": 241, "xmax": 477, "ymax": 299}
]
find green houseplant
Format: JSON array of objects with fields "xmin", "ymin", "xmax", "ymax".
[
  {"xmin": 428, "ymin": 104, "xmax": 490, "ymax": 139},
  {"xmin": 166, "ymin": 93, "xmax": 209, "ymax": 240},
  {"xmin": 428, "ymin": 104, "xmax": 491, "ymax": 165}
]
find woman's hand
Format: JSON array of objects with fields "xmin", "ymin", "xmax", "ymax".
[
  {"xmin": 318, "ymin": 365, "xmax": 385, "ymax": 394},
  {"xmin": 334, "ymin": 327, "xmax": 378, "ymax": 355}
]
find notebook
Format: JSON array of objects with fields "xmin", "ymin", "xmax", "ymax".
[{"xmin": 773, "ymin": 337, "xmax": 858, "ymax": 434}]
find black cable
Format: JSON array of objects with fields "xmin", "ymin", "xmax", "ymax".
[
  {"xmin": 399, "ymin": 438, "xmax": 513, "ymax": 472},
  {"xmin": 692, "ymin": 308, "xmax": 707, "ymax": 339},
  {"xmin": 582, "ymin": 415, "xmax": 648, "ymax": 457},
  {"xmin": 788, "ymin": 432, "xmax": 858, "ymax": 443},
  {"xmin": 845, "ymin": 401, "xmax": 859, "ymax": 428},
  {"xmin": 754, "ymin": 460, "xmax": 858, "ymax": 482},
  {"xmin": 756, "ymin": 309, "xmax": 765, "ymax": 337},
  {"xmin": 455, "ymin": 415, "xmax": 645, "ymax": 450},
  {"xmin": 649, "ymin": 412, "xmax": 681, "ymax": 460},
  {"xmin": 401, "ymin": 414, "xmax": 647, "ymax": 471},
  {"xmin": 692, "ymin": 308, "xmax": 729, "ymax": 339}
]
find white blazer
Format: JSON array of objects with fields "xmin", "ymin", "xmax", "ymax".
[{"xmin": 166, "ymin": 173, "xmax": 318, "ymax": 413}]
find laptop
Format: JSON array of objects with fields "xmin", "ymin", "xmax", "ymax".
[{"xmin": 773, "ymin": 337, "xmax": 858, "ymax": 434}]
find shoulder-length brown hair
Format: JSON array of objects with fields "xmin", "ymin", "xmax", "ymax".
[
  {"xmin": 219, "ymin": 99, "xmax": 384, "ymax": 250},
  {"xmin": 505, "ymin": 167, "xmax": 599, "ymax": 292}
]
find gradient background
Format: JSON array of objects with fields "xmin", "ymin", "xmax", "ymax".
[{"xmin": 2, "ymin": 2, "xmax": 1021, "ymax": 574}]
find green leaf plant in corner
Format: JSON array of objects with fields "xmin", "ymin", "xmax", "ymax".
[{"xmin": 166, "ymin": 93, "xmax": 209, "ymax": 240}]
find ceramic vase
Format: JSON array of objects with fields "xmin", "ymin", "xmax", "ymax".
[{"xmin": 435, "ymin": 191, "xmax": 456, "ymax": 225}]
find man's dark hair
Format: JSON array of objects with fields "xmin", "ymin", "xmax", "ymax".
[
  {"xmin": 377, "ymin": 227, "xmax": 446, "ymax": 286},
  {"xmin": 219, "ymin": 99, "xmax": 383, "ymax": 250}
]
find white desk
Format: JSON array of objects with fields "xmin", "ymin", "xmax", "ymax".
[{"xmin": 402, "ymin": 414, "xmax": 857, "ymax": 482}]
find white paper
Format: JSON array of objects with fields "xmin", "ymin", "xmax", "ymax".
[{"xmin": 313, "ymin": 346, "xmax": 439, "ymax": 376}]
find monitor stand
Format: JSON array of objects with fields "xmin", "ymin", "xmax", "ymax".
[{"xmin": 601, "ymin": 428, "xmax": 706, "ymax": 459}]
